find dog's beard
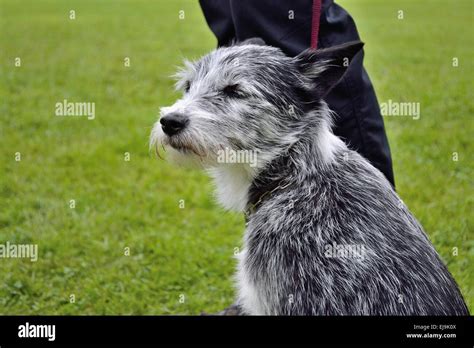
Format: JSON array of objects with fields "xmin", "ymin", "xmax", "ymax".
[{"xmin": 150, "ymin": 122, "xmax": 222, "ymax": 168}]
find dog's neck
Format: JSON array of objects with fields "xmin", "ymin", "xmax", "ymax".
[
  {"xmin": 209, "ymin": 107, "xmax": 346, "ymax": 212},
  {"xmin": 207, "ymin": 164, "xmax": 256, "ymax": 212}
]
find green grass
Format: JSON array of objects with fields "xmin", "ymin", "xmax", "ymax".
[{"xmin": 0, "ymin": 0, "xmax": 472, "ymax": 314}]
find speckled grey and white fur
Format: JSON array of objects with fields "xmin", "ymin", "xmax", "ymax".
[{"xmin": 150, "ymin": 38, "xmax": 469, "ymax": 315}]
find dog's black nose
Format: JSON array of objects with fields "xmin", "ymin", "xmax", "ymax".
[{"xmin": 160, "ymin": 113, "xmax": 188, "ymax": 136}]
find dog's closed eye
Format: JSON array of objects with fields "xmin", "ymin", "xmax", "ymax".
[
  {"xmin": 184, "ymin": 81, "xmax": 191, "ymax": 93},
  {"xmin": 222, "ymin": 84, "xmax": 246, "ymax": 98}
]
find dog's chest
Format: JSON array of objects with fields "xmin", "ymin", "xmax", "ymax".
[
  {"xmin": 236, "ymin": 220, "xmax": 283, "ymax": 315},
  {"xmin": 235, "ymin": 245, "xmax": 269, "ymax": 315}
]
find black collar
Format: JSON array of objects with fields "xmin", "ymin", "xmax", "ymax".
[
  {"xmin": 244, "ymin": 179, "xmax": 291, "ymax": 222},
  {"xmin": 244, "ymin": 151, "xmax": 293, "ymax": 222}
]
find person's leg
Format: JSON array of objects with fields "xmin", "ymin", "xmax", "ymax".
[
  {"xmin": 319, "ymin": 2, "xmax": 394, "ymax": 186},
  {"xmin": 199, "ymin": 0, "xmax": 394, "ymax": 186},
  {"xmin": 198, "ymin": 0, "xmax": 235, "ymax": 46}
]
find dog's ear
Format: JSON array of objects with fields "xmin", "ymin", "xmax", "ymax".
[
  {"xmin": 295, "ymin": 41, "xmax": 364, "ymax": 98},
  {"xmin": 235, "ymin": 37, "xmax": 266, "ymax": 46}
]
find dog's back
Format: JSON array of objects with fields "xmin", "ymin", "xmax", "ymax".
[{"xmin": 238, "ymin": 141, "xmax": 469, "ymax": 315}]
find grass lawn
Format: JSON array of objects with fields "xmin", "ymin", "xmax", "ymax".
[{"xmin": 0, "ymin": 0, "xmax": 472, "ymax": 314}]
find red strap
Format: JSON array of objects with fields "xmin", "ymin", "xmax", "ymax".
[{"xmin": 310, "ymin": 0, "xmax": 322, "ymax": 49}]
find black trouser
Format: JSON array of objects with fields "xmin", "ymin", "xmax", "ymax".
[{"xmin": 199, "ymin": 0, "xmax": 394, "ymax": 186}]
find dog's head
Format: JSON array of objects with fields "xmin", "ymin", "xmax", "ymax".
[{"xmin": 151, "ymin": 38, "xmax": 363, "ymax": 169}]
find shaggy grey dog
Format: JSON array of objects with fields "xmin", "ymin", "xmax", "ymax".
[{"xmin": 151, "ymin": 38, "xmax": 469, "ymax": 315}]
